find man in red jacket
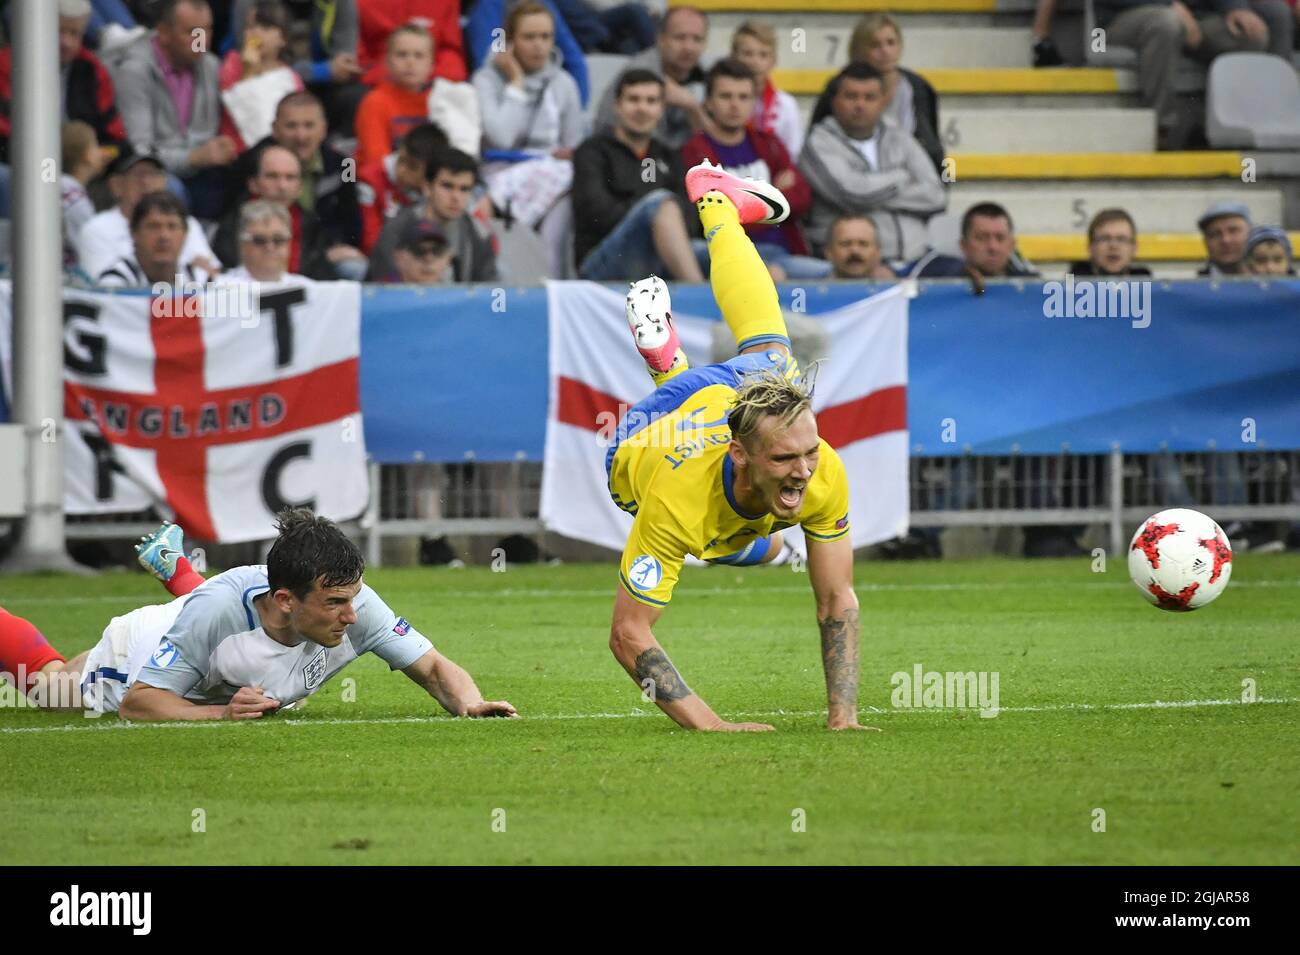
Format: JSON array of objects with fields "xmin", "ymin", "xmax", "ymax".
[{"xmin": 680, "ymin": 58, "xmax": 830, "ymax": 281}]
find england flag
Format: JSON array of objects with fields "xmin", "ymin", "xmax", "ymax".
[
  {"xmin": 1, "ymin": 280, "xmax": 369, "ymax": 542},
  {"xmin": 540, "ymin": 281, "xmax": 911, "ymax": 553}
]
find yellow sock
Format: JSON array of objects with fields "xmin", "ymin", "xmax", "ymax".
[
  {"xmin": 649, "ymin": 348, "xmax": 689, "ymax": 388},
  {"xmin": 696, "ymin": 191, "xmax": 792, "ymax": 359}
]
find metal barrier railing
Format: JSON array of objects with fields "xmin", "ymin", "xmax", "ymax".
[{"xmin": 51, "ymin": 450, "xmax": 1300, "ymax": 562}]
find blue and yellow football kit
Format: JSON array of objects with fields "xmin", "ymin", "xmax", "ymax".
[{"xmin": 606, "ymin": 192, "xmax": 852, "ymax": 608}]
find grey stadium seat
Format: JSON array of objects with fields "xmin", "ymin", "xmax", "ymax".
[
  {"xmin": 584, "ymin": 53, "xmax": 633, "ymax": 124},
  {"xmin": 1206, "ymin": 53, "xmax": 1300, "ymax": 149},
  {"xmin": 925, "ymin": 213, "xmax": 962, "ymax": 258}
]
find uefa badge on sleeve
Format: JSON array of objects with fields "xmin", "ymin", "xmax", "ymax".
[{"xmin": 628, "ymin": 555, "xmax": 663, "ymax": 592}]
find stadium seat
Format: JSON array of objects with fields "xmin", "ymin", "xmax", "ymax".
[
  {"xmin": 925, "ymin": 213, "xmax": 962, "ymax": 257},
  {"xmin": 494, "ymin": 218, "xmax": 559, "ymax": 285},
  {"xmin": 1206, "ymin": 53, "xmax": 1300, "ymax": 150},
  {"xmin": 584, "ymin": 53, "xmax": 633, "ymax": 124}
]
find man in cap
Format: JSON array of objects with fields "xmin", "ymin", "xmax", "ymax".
[
  {"xmin": 389, "ymin": 219, "xmax": 455, "ymax": 285},
  {"xmin": 76, "ymin": 147, "xmax": 218, "ymax": 280},
  {"xmin": 1196, "ymin": 201, "xmax": 1252, "ymax": 277}
]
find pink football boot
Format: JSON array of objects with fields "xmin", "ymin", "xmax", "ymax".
[
  {"xmin": 625, "ymin": 275, "xmax": 684, "ymax": 375},
  {"xmin": 685, "ymin": 158, "xmax": 790, "ymax": 225}
]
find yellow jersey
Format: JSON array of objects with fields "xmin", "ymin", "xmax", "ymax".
[{"xmin": 606, "ymin": 352, "xmax": 851, "ymax": 608}]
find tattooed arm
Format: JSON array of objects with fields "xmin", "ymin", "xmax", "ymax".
[
  {"xmin": 608, "ymin": 586, "xmax": 774, "ymax": 732},
  {"xmin": 807, "ymin": 535, "xmax": 876, "ymax": 731}
]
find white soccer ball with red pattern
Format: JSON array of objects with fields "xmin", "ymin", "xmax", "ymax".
[{"xmin": 1127, "ymin": 508, "xmax": 1233, "ymax": 612}]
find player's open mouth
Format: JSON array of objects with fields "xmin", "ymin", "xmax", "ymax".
[{"xmin": 778, "ymin": 485, "xmax": 805, "ymax": 509}]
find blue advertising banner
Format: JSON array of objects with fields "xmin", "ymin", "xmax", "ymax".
[
  {"xmin": 8, "ymin": 280, "xmax": 1300, "ymax": 460},
  {"xmin": 357, "ymin": 279, "xmax": 1300, "ymax": 462},
  {"xmin": 906, "ymin": 279, "xmax": 1300, "ymax": 455}
]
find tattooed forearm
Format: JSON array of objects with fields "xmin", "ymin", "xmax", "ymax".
[
  {"xmin": 634, "ymin": 647, "xmax": 693, "ymax": 702},
  {"xmin": 819, "ymin": 609, "xmax": 860, "ymax": 708}
]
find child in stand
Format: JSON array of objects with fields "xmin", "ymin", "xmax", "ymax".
[{"xmin": 730, "ymin": 20, "xmax": 803, "ymax": 162}]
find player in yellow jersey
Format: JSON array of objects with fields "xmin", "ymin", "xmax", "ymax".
[{"xmin": 605, "ymin": 160, "xmax": 876, "ymax": 733}]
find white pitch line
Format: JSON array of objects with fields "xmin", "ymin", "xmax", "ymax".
[
  {"xmin": 1, "ymin": 696, "xmax": 1296, "ymax": 735},
  {"xmin": 5, "ymin": 578, "xmax": 1299, "ymax": 606}
]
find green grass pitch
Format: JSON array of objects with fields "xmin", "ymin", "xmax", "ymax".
[{"xmin": 2, "ymin": 555, "xmax": 1297, "ymax": 865}]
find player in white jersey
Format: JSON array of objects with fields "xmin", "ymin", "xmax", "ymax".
[{"xmin": 1, "ymin": 509, "xmax": 517, "ymax": 721}]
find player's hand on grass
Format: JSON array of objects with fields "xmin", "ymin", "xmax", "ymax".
[
  {"xmin": 464, "ymin": 700, "xmax": 519, "ymax": 718},
  {"xmin": 224, "ymin": 686, "xmax": 280, "ymax": 720}
]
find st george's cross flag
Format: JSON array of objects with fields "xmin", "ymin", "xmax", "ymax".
[
  {"xmin": 540, "ymin": 281, "xmax": 910, "ymax": 553},
  {"xmin": 0, "ymin": 280, "xmax": 368, "ymax": 542}
]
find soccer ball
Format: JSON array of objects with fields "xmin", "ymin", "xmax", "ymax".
[{"xmin": 1127, "ymin": 508, "xmax": 1233, "ymax": 612}]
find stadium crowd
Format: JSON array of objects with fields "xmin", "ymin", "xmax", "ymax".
[{"xmin": 0, "ymin": 0, "xmax": 1295, "ymax": 290}]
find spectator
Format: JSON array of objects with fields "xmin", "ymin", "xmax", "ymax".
[
  {"xmin": 474, "ymin": 0, "xmax": 587, "ymax": 278},
  {"xmin": 680, "ymin": 59, "xmax": 825, "ymax": 279},
  {"xmin": 1196, "ymin": 201, "xmax": 1251, "ymax": 275},
  {"xmin": 235, "ymin": 91, "xmax": 364, "ymax": 260},
  {"xmin": 215, "ymin": 200, "xmax": 309, "ymax": 284},
  {"xmin": 60, "ymin": 122, "xmax": 111, "ymax": 270},
  {"xmin": 594, "ymin": 6, "xmax": 710, "ymax": 150},
  {"xmin": 0, "ymin": 0, "xmax": 127, "ymax": 165},
  {"xmin": 912, "ymin": 202, "xmax": 1039, "ymax": 278},
  {"xmin": 825, "ymin": 215, "xmax": 897, "ymax": 281},
  {"xmin": 809, "ymin": 14, "xmax": 944, "ymax": 174},
  {"xmin": 1097, "ymin": 0, "xmax": 1290, "ymax": 149},
  {"xmin": 217, "ymin": 0, "xmax": 303, "ymax": 154},
  {"xmin": 465, "ymin": 0, "xmax": 591, "ymax": 105},
  {"xmin": 357, "ymin": 121, "xmax": 449, "ymax": 253},
  {"xmin": 357, "ymin": 0, "xmax": 469, "ymax": 85},
  {"xmin": 1245, "ymin": 226, "xmax": 1296, "ymax": 275},
  {"xmin": 384, "ymin": 218, "xmax": 456, "ymax": 284},
  {"xmin": 211, "ymin": 143, "xmax": 336, "ymax": 279},
  {"xmin": 114, "ymin": 0, "xmax": 236, "ymax": 220},
  {"xmin": 729, "ymin": 20, "xmax": 803, "ymax": 162},
  {"xmin": 1070, "ymin": 208, "xmax": 1152, "ymax": 276},
  {"xmin": 355, "ymin": 25, "xmax": 472, "ymax": 170},
  {"xmin": 76, "ymin": 148, "xmax": 218, "ymax": 280},
  {"xmin": 573, "ymin": 69, "xmax": 703, "ymax": 282},
  {"xmin": 96, "ymin": 190, "xmax": 201, "ymax": 286},
  {"xmin": 799, "ymin": 62, "xmax": 945, "ymax": 261},
  {"xmin": 474, "ymin": 2, "xmax": 585, "ymax": 157},
  {"xmin": 368, "ymin": 146, "xmax": 499, "ymax": 283},
  {"xmin": 227, "ymin": 0, "xmax": 366, "ymax": 137}
]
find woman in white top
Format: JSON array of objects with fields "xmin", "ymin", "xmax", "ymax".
[{"xmin": 471, "ymin": 0, "xmax": 586, "ymax": 278}]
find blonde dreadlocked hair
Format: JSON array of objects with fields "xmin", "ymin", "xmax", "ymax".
[{"xmin": 727, "ymin": 368, "xmax": 815, "ymax": 450}]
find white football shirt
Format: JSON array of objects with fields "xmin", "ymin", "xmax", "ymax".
[{"xmin": 133, "ymin": 565, "xmax": 433, "ymax": 707}]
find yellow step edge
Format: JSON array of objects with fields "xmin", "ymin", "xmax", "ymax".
[
  {"xmin": 950, "ymin": 152, "xmax": 1246, "ymax": 179},
  {"xmin": 677, "ymin": 0, "xmax": 997, "ymax": 12},
  {"xmin": 1018, "ymin": 233, "xmax": 1300, "ymax": 261},
  {"xmin": 774, "ymin": 67, "xmax": 1121, "ymax": 95}
]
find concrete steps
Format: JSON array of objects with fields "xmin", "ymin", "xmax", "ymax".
[
  {"xmin": 946, "ymin": 151, "xmax": 1248, "ymax": 179},
  {"xmin": 940, "ymin": 107, "xmax": 1155, "ymax": 153},
  {"xmin": 775, "ymin": 66, "xmax": 1151, "ymax": 96},
  {"xmin": 706, "ymin": 27, "xmax": 1036, "ymax": 69},
  {"xmin": 947, "ymin": 184, "xmax": 1283, "ymax": 233}
]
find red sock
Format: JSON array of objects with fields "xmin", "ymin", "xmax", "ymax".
[
  {"xmin": 0, "ymin": 607, "xmax": 64, "ymax": 692},
  {"xmin": 166, "ymin": 556, "xmax": 206, "ymax": 597}
]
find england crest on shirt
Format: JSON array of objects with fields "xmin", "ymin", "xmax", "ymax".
[{"xmin": 303, "ymin": 647, "xmax": 329, "ymax": 690}]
